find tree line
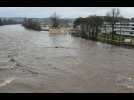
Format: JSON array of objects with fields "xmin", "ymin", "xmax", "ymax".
[{"xmin": 0, "ymin": 18, "xmax": 20, "ymax": 26}]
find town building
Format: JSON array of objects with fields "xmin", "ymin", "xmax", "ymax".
[{"xmin": 101, "ymin": 21, "xmax": 134, "ymax": 36}]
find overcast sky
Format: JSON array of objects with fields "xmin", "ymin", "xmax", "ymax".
[{"xmin": 0, "ymin": 7, "xmax": 134, "ymax": 18}]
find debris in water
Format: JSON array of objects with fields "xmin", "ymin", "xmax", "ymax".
[
  {"xmin": 0, "ymin": 66, "xmax": 14, "ymax": 70},
  {"xmin": 15, "ymin": 63, "xmax": 25, "ymax": 67},
  {"xmin": 55, "ymin": 46, "xmax": 58, "ymax": 48},
  {"xmin": 0, "ymin": 77, "xmax": 15, "ymax": 87},
  {"xmin": 9, "ymin": 58, "xmax": 15, "ymax": 62},
  {"xmin": 116, "ymin": 74, "xmax": 134, "ymax": 90},
  {"xmin": 43, "ymin": 46, "xmax": 77, "ymax": 49}
]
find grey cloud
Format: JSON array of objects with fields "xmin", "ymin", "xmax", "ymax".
[{"xmin": 0, "ymin": 7, "xmax": 133, "ymax": 18}]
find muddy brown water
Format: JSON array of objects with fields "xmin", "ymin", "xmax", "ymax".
[{"xmin": 0, "ymin": 25, "xmax": 134, "ymax": 93}]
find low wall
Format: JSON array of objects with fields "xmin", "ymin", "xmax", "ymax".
[{"xmin": 49, "ymin": 28, "xmax": 69, "ymax": 34}]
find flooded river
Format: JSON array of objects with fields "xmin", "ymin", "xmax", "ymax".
[{"xmin": 0, "ymin": 25, "xmax": 134, "ymax": 92}]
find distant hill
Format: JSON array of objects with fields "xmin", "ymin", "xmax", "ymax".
[{"xmin": 0, "ymin": 17, "xmax": 75, "ymax": 25}]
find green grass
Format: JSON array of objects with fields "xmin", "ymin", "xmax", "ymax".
[{"xmin": 97, "ymin": 33, "xmax": 134, "ymax": 46}]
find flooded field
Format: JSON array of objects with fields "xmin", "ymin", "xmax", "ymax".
[{"xmin": 0, "ymin": 25, "xmax": 134, "ymax": 92}]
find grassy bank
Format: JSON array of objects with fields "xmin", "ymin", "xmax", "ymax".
[
  {"xmin": 98, "ymin": 33, "xmax": 134, "ymax": 46},
  {"xmin": 71, "ymin": 32, "xmax": 134, "ymax": 48}
]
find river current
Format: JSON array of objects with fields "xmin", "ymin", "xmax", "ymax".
[{"xmin": 0, "ymin": 25, "xmax": 134, "ymax": 92}]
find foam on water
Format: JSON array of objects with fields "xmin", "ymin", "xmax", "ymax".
[{"xmin": 0, "ymin": 77, "xmax": 15, "ymax": 87}]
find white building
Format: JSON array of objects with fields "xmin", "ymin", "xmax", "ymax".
[{"xmin": 101, "ymin": 21, "xmax": 134, "ymax": 36}]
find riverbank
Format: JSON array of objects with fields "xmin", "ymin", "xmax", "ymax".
[
  {"xmin": 98, "ymin": 33, "xmax": 134, "ymax": 48},
  {"xmin": 71, "ymin": 32, "xmax": 134, "ymax": 49}
]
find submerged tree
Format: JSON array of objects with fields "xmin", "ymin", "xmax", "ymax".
[
  {"xmin": 22, "ymin": 18, "xmax": 41, "ymax": 31},
  {"xmin": 73, "ymin": 16, "xmax": 103, "ymax": 40},
  {"xmin": 50, "ymin": 12, "xmax": 60, "ymax": 28},
  {"xmin": 87, "ymin": 16, "xmax": 103, "ymax": 40}
]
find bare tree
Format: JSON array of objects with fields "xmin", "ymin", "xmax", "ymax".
[
  {"xmin": 106, "ymin": 8, "xmax": 120, "ymax": 41},
  {"xmin": 103, "ymin": 23, "xmax": 107, "ymax": 42},
  {"xmin": 118, "ymin": 16, "xmax": 126, "ymax": 44},
  {"xmin": 50, "ymin": 12, "xmax": 60, "ymax": 28}
]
